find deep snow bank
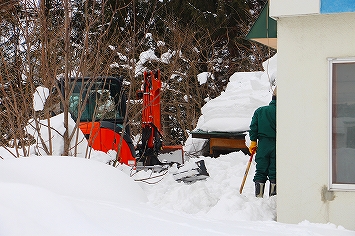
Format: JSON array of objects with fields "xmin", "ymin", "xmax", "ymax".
[
  {"xmin": 136, "ymin": 152, "xmax": 277, "ymax": 221},
  {"xmin": 0, "ymin": 156, "xmax": 147, "ymax": 204}
]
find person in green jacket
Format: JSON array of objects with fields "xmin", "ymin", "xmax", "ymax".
[{"xmin": 249, "ymin": 88, "xmax": 276, "ymax": 197}]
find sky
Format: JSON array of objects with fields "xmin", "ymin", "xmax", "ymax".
[{"xmin": 0, "ymin": 54, "xmax": 355, "ymax": 235}]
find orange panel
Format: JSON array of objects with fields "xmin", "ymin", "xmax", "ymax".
[{"xmin": 79, "ymin": 122, "xmax": 136, "ymax": 166}]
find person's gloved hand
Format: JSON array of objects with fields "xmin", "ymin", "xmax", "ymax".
[{"xmin": 249, "ymin": 141, "xmax": 257, "ymax": 154}]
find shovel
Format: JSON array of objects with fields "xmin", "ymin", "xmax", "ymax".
[{"xmin": 239, "ymin": 152, "xmax": 255, "ymax": 194}]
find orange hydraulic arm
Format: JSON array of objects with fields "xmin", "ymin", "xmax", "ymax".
[
  {"xmin": 136, "ymin": 70, "xmax": 164, "ymax": 165},
  {"xmin": 142, "ymin": 70, "xmax": 162, "ymax": 148},
  {"xmin": 136, "ymin": 70, "xmax": 184, "ymax": 166}
]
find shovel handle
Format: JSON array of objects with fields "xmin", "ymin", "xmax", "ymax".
[{"xmin": 239, "ymin": 152, "xmax": 254, "ymax": 194}]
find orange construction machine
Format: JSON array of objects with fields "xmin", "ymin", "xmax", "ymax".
[{"xmin": 63, "ymin": 70, "xmax": 208, "ymax": 182}]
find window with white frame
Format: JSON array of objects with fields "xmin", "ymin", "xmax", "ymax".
[{"xmin": 330, "ymin": 58, "xmax": 355, "ymax": 190}]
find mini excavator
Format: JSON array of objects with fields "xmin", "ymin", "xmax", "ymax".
[{"xmin": 63, "ymin": 70, "xmax": 209, "ymax": 182}]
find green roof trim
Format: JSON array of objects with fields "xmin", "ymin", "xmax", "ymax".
[{"xmin": 246, "ymin": 3, "xmax": 277, "ymax": 45}]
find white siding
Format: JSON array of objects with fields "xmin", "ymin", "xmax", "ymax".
[
  {"xmin": 276, "ymin": 12, "xmax": 355, "ymax": 230},
  {"xmin": 270, "ymin": 0, "xmax": 319, "ymax": 17}
]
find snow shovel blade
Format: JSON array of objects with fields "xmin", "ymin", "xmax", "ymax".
[
  {"xmin": 172, "ymin": 160, "xmax": 209, "ymax": 183},
  {"xmin": 135, "ymin": 163, "xmax": 170, "ymax": 172},
  {"xmin": 157, "ymin": 145, "xmax": 184, "ymax": 165}
]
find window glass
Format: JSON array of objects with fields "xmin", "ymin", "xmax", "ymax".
[
  {"xmin": 68, "ymin": 79, "xmax": 124, "ymax": 122},
  {"xmin": 331, "ymin": 61, "xmax": 355, "ymax": 185}
]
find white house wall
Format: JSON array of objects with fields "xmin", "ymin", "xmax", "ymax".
[
  {"xmin": 276, "ymin": 12, "xmax": 355, "ymax": 230},
  {"xmin": 270, "ymin": 0, "xmax": 320, "ymax": 17},
  {"xmin": 270, "ymin": 0, "xmax": 355, "ymax": 17}
]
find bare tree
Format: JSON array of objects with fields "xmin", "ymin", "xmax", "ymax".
[{"xmin": 0, "ymin": 0, "xmax": 274, "ymax": 159}]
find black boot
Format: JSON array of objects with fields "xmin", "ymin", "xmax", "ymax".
[
  {"xmin": 269, "ymin": 179, "xmax": 276, "ymax": 196},
  {"xmin": 255, "ymin": 182, "xmax": 265, "ymax": 198}
]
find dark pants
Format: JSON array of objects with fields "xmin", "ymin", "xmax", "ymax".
[{"xmin": 253, "ymin": 137, "xmax": 276, "ymax": 183}]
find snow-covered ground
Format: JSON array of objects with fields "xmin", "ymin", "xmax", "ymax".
[
  {"xmin": 0, "ymin": 55, "xmax": 354, "ymax": 235},
  {"xmin": 0, "ymin": 155, "xmax": 354, "ymax": 236}
]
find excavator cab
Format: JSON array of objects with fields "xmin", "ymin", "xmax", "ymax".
[{"xmin": 63, "ymin": 77, "xmax": 136, "ymax": 166}]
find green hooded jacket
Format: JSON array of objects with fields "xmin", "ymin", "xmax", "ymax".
[{"xmin": 249, "ymin": 98, "xmax": 276, "ymax": 141}]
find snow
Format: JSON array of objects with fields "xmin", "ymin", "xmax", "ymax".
[
  {"xmin": 25, "ymin": 113, "xmax": 88, "ymax": 157},
  {"xmin": 197, "ymin": 55, "xmax": 277, "ymax": 132},
  {"xmin": 33, "ymin": 86, "xmax": 50, "ymax": 111},
  {"xmin": 0, "ymin": 54, "xmax": 354, "ymax": 235},
  {"xmin": 0, "ymin": 155, "xmax": 353, "ymax": 235},
  {"xmin": 197, "ymin": 72, "xmax": 214, "ymax": 85}
]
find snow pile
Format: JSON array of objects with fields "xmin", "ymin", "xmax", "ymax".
[
  {"xmin": 0, "ymin": 156, "xmax": 146, "ymax": 204},
  {"xmin": 25, "ymin": 113, "xmax": 89, "ymax": 157},
  {"xmin": 0, "ymin": 154, "xmax": 354, "ymax": 235},
  {"xmin": 0, "ymin": 156, "xmax": 147, "ymax": 236},
  {"xmin": 184, "ymin": 54, "xmax": 277, "ymax": 155},
  {"xmin": 136, "ymin": 152, "xmax": 276, "ymax": 221},
  {"xmin": 197, "ymin": 54, "xmax": 277, "ymax": 132}
]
